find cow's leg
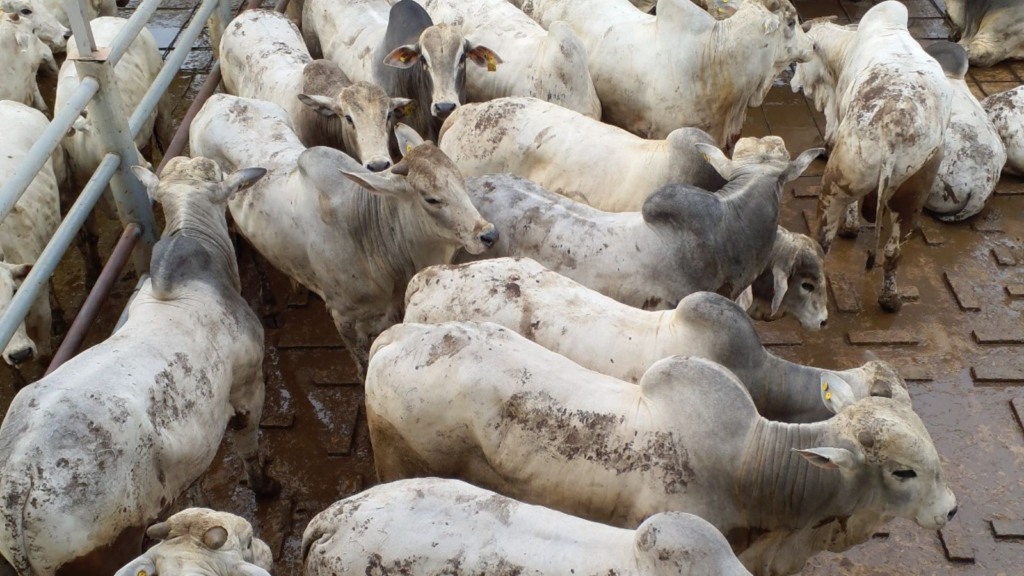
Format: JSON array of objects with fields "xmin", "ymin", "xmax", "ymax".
[
  {"xmin": 837, "ymin": 201, "xmax": 860, "ymax": 238},
  {"xmin": 229, "ymin": 370, "xmax": 279, "ymax": 497},
  {"xmin": 31, "ymin": 85, "xmax": 49, "ymax": 114},
  {"xmin": 329, "ymin": 309, "xmax": 370, "ymax": 383},
  {"xmin": 76, "ymin": 212, "xmax": 103, "ymax": 287},
  {"xmin": 878, "ymin": 220, "xmax": 902, "ymax": 312},
  {"xmin": 814, "ymin": 169, "xmax": 853, "ymax": 254}
]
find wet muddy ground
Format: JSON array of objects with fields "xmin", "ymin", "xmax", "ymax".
[{"xmin": 2, "ymin": 0, "xmax": 1023, "ymax": 574}]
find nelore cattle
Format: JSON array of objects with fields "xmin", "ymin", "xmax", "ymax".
[
  {"xmin": 0, "ymin": 158, "xmax": 277, "ymax": 575},
  {"xmin": 189, "ymin": 94, "xmax": 495, "ymax": 381},
  {"xmin": 366, "ymin": 321, "xmax": 958, "ymax": 576},
  {"xmin": 405, "ymin": 257, "xmax": 903, "ymax": 422},
  {"xmin": 511, "ymin": 0, "xmax": 811, "ymax": 144},
  {"xmin": 0, "ymin": 0, "xmax": 68, "ymax": 53},
  {"xmin": 440, "ymin": 97, "xmax": 724, "ymax": 212},
  {"xmin": 792, "ymin": 1, "xmax": 952, "ymax": 312},
  {"xmin": 946, "ymin": 0, "xmax": 1024, "ymax": 67},
  {"xmin": 220, "ymin": 9, "xmax": 414, "ymax": 171},
  {"xmin": 455, "ymin": 137, "xmax": 821, "ymax": 313},
  {"xmin": 983, "ymin": 86, "xmax": 1024, "ymax": 175},
  {"xmin": 0, "ymin": 8, "xmax": 57, "ymax": 113},
  {"xmin": 302, "ymin": 478, "xmax": 752, "ymax": 576},
  {"xmin": 302, "ymin": 0, "xmax": 500, "ymax": 142},
  {"xmin": 400, "ymin": 0, "xmax": 601, "ymax": 118}
]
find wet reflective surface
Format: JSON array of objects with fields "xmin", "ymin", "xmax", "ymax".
[{"xmin": 2, "ymin": 0, "xmax": 1023, "ymax": 574}]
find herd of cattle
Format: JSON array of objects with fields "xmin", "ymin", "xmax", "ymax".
[{"xmin": 0, "ymin": 0, "xmax": 1022, "ymax": 573}]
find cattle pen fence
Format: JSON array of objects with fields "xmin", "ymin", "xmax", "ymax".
[{"xmin": 0, "ymin": 0, "xmax": 284, "ymax": 376}]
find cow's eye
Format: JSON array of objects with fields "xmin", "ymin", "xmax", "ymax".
[
  {"xmin": 788, "ymin": 18, "xmax": 796, "ymax": 29},
  {"xmin": 802, "ymin": 282, "xmax": 815, "ymax": 292},
  {"xmin": 425, "ymin": 197, "xmax": 442, "ymax": 206},
  {"xmin": 893, "ymin": 469, "xmax": 917, "ymax": 480},
  {"xmin": 459, "ymin": 52, "xmax": 467, "ymax": 64},
  {"xmin": 21, "ymin": 8, "xmax": 32, "ymax": 15},
  {"xmin": 344, "ymin": 115, "xmax": 353, "ymax": 125},
  {"xmin": 386, "ymin": 111, "xmax": 393, "ymax": 121}
]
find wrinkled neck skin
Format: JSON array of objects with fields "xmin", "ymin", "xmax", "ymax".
[
  {"xmin": 737, "ymin": 420, "xmax": 888, "ymax": 543},
  {"xmin": 160, "ymin": 194, "xmax": 241, "ymax": 293}
]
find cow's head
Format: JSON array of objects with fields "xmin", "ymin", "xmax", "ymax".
[
  {"xmin": 0, "ymin": 258, "xmax": 36, "ymax": 366},
  {"xmin": 797, "ymin": 395, "xmax": 957, "ymax": 530},
  {"xmin": 383, "ymin": 24, "xmax": 501, "ymax": 120},
  {"xmin": 338, "ymin": 123, "xmax": 497, "ymax": 255},
  {"xmin": 298, "ymin": 76, "xmax": 416, "ymax": 173},
  {"xmin": 757, "ymin": 0, "xmax": 813, "ymax": 66},
  {"xmin": 696, "ymin": 136, "xmax": 822, "ymax": 183},
  {"xmin": 791, "ymin": 18, "xmax": 852, "ymax": 143},
  {"xmin": 749, "ymin": 227, "xmax": 828, "ymax": 330},
  {"xmin": 132, "ymin": 158, "xmax": 265, "ymax": 214},
  {"xmin": 0, "ymin": 0, "xmax": 69, "ymax": 53}
]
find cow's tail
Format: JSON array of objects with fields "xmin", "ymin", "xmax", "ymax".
[
  {"xmin": 869, "ymin": 140, "xmax": 899, "ymax": 268},
  {"xmin": 0, "ymin": 466, "xmax": 35, "ymax": 575}
]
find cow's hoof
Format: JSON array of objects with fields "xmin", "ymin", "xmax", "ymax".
[
  {"xmin": 879, "ymin": 293, "xmax": 903, "ymax": 313},
  {"xmin": 865, "ymin": 251, "xmax": 876, "ymax": 270},
  {"xmin": 251, "ymin": 474, "xmax": 282, "ymax": 499},
  {"xmin": 837, "ymin": 227, "xmax": 859, "ymax": 239}
]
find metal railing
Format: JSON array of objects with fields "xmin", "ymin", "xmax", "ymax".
[{"xmin": 0, "ymin": 0, "xmax": 240, "ymax": 375}]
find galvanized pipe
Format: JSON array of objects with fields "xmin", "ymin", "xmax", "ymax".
[
  {"xmin": 128, "ymin": 0, "xmax": 223, "ymax": 139},
  {"xmin": 44, "ymin": 223, "xmax": 141, "ymax": 376},
  {"xmin": 0, "ymin": 78, "xmax": 98, "ymax": 225},
  {"xmin": 0, "ymin": 154, "xmax": 118, "ymax": 357},
  {"xmin": 106, "ymin": 0, "xmax": 163, "ymax": 66},
  {"xmin": 63, "ymin": 0, "xmax": 97, "ymax": 57}
]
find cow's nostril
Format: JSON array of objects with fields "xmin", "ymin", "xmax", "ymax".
[
  {"xmin": 434, "ymin": 102, "xmax": 457, "ymax": 117},
  {"xmin": 479, "ymin": 228, "xmax": 498, "ymax": 248},
  {"xmin": 366, "ymin": 160, "xmax": 391, "ymax": 172},
  {"xmin": 9, "ymin": 348, "xmax": 33, "ymax": 365},
  {"xmin": 947, "ymin": 506, "xmax": 958, "ymax": 521},
  {"xmin": 63, "ymin": 31, "xmax": 72, "ymax": 39},
  {"xmin": 820, "ymin": 319, "xmax": 828, "ymax": 327}
]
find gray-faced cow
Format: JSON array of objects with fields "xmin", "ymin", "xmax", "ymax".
[{"xmin": 366, "ymin": 321, "xmax": 958, "ymax": 576}]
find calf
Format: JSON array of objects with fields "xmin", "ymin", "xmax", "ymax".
[
  {"xmin": 303, "ymin": 478, "xmax": 751, "ymax": 576},
  {"xmin": 0, "ymin": 10, "xmax": 57, "ymax": 113},
  {"xmin": 0, "ymin": 101, "xmax": 64, "ymax": 369},
  {"xmin": 511, "ymin": 0, "xmax": 811, "ymax": 143},
  {"xmin": 401, "ymin": 0, "xmax": 601, "ymax": 118},
  {"xmin": 405, "ymin": 257, "xmax": 901, "ymax": 422},
  {"xmin": 946, "ymin": 0, "xmax": 1024, "ymax": 67},
  {"xmin": 439, "ymin": 97, "xmax": 724, "ymax": 212},
  {"xmin": 0, "ymin": 0, "xmax": 68, "ymax": 53},
  {"xmin": 366, "ymin": 321, "xmax": 958, "ymax": 576},
  {"xmin": 982, "ymin": 86, "xmax": 1024, "ymax": 176},
  {"xmin": 455, "ymin": 137, "xmax": 820, "ymax": 310},
  {"xmin": 302, "ymin": 0, "xmax": 500, "ymax": 142},
  {"xmin": 220, "ymin": 9, "xmax": 413, "ymax": 171},
  {"xmin": 115, "ymin": 509, "xmax": 272, "ymax": 576},
  {"xmin": 792, "ymin": 2, "xmax": 952, "ymax": 312},
  {"xmin": 0, "ymin": 157, "xmax": 277, "ymax": 575},
  {"xmin": 922, "ymin": 41, "xmax": 1005, "ymax": 222},
  {"xmin": 189, "ymin": 94, "xmax": 496, "ymax": 381}
]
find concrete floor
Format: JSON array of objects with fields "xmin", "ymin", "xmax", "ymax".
[{"xmin": 1, "ymin": 0, "xmax": 1022, "ymax": 574}]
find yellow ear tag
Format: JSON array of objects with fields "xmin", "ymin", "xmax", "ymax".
[
  {"xmin": 486, "ymin": 54, "xmax": 497, "ymax": 72},
  {"xmin": 138, "ymin": 571, "xmax": 147, "ymax": 576},
  {"xmin": 405, "ymin": 144, "xmax": 413, "ymax": 154},
  {"xmin": 822, "ymin": 381, "xmax": 829, "ymax": 391},
  {"xmin": 402, "ymin": 102, "xmax": 415, "ymax": 117},
  {"xmin": 718, "ymin": 7, "xmax": 723, "ymax": 12},
  {"xmin": 399, "ymin": 54, "xmax": 408, "ymax": 63},
  {"xmin": 825, "ymin": 391, "xmax": 832, "ymax": 401}
]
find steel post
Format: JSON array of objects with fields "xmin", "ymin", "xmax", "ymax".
[{"xmin": 63, "ymin": 0, "xmax": 96, "ymax": 56}]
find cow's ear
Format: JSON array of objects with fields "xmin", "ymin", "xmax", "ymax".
[
  {"xmin": 466, "ymin": 44, "xmax": 502, "ymax": 72},
  {"xmin": 780, "ymin": 147, "xmax": 824, "ymax": 182},
  {"xmin": 794, "ymin": 447, "xmax": 859, "ymax": 471},
  {"xmin": 820, "ymin": 371, "xmax": 857, "ymax": 414},
  {"xmin": 203, "ymin": 526, "xmax": 229, "ymax": 550},
  {"xmin": 383, "ymin": 45, "xmax": 420, "ymax": 69},
  {"xmin": 220, "ymin": 167, "xmax": 267, "ymax": 201},
  {"xmin": 340, "ymin": 169, "xmax": 410, "ymax": 197},
  {"xmin": 391, "ymin": 98, "xmax": 416, "ymax": 121},
  {"xmin": 297, "ymin": 94, "xmax": 337, "ymax": 118},
  {"xmin": 695, "ymin": 143, "xmax": 735, "ymax": 180},
  {"xmin": 131, "ymin": 165, "xmax": 162, "ymax": 203},
  {"xmin": 394, "ymin": 122, "xmax": 425, "ymax": 157},
  {"xmin": 112, "ymin": 557, "xmax": 157, "ymax": 576}
]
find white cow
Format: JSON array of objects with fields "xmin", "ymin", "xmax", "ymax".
[
  {"xmin": 0, "ymin": 101, "xmax": 64, "ymax": 368},
  {"xmin": 37, "ymin": 0, "xmax": 114, "ymax": 29},
  {"xmin": 946, "ymin": 0, "xmax": 1024, "ymax": 67},
  {"xmin": 115, "ymin": 509, "xmax": 273, "ymax": 576},
  {"xmin": 455, "ymin": 137, "xmax": 821, "ymax": 312},
  {"xmin": 303, "ymin": 478, "xmax": 752, "ymax": 576},
  {"xmin": 366, "ymin": 321, "xmax": 959, "ymax": 576},
  {"xmin": 189, "ymin": 94, "xmax": 496, "ymax": 381},
  {"xmin": 511, "ymin": 0, "xmax": 812, "ymax": 143},
  {"xmin": 220, "ymin": 9, "xmax": 413, "ymax": 171},
  {"xmin": 792, "ymin": 2, "xmax": 953, "ymax": 312},
  {"xmin": 396, "ymin": 0, "xmax": 601, "ymax": 118},
  {"xmin": 739, "ymin": 225, "xmax": 827, "ymax": 329},
  {"xmin": 0, "ymin": 10, "xmax": 57, "ymax": 113},
  {"xmin": 405, "ymin": 258, "xmax": 904, "ymax": 422},
  {"xmin": 982, "ymin": 86, "xmax": 1024, "ymax": 175},
  {"xmin": 921, "ymin": 41, "xmax": 1005, "ymax": 222},
  {"xmin": 439, "ymin": 97, "xmax": 724, "ymax": 212},
  {"xmin": 0, "ymin": 157, "xmax": 278, "ymax": 576},
  {"xmin": 0, "ymin": 0, "xmax": 68, "ymax": 52},
  {"xmin": 57, "ymin": 17, "xmax": 161, "ymax": 189}
]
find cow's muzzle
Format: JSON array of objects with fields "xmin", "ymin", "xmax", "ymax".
[{"xmin": 433, "ymin": 102, "xmax": 457, "ymax": 118}]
